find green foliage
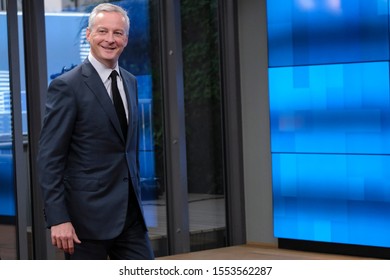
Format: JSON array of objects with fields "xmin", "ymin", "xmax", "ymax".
[{"xmin": 181, "ymin": 0, "xmax": 220, "ymax": 104}]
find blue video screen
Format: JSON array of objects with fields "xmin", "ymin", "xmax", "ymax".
[
  {"xmin": 273, "ymin": 153, "xmax": 390, "ymax": 247},
  {"xmin": 267, "ymin": 0, "xmax": 390, "ymax": 248},
  {"xmin": 269, "ymin": 61, "xmax": 390, "ymax": 154},
  {"xmin": 267, "ymin": 0, "xmax": 389, "ymax": 67}
]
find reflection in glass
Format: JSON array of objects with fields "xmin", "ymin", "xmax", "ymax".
[
  {"xmin": 0, "ymin": 11, "xmax": 17, "ymax": 260},
  {"xmin": 181, "ymin": 0, "xmax": 227, "ymax": 251}
]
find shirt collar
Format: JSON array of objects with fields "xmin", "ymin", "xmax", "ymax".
[{"xmin": 88, "ymin": 53, "xmax": 121, "ymax": 82}]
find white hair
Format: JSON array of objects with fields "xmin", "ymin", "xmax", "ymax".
[{"xmin": 88, "ymin": 3, "xmax": 130, "ymax": 35}]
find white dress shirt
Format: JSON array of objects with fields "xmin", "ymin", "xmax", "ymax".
[{"xmin": 88, "ymin": 53, "xmax": 129, "ymax": 122}]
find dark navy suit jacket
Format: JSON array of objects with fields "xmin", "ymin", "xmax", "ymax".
[{"xmin": 37, "ymin": 59, "xmax": 146, "ymax": 240}]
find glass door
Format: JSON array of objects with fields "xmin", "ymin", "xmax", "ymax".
[
  {"xmin": 0, "ymin": 8, "xmax": 17, "ymax": 260},
  {"xmin": 180, "ymin": 0, "xmax": 227, "ymax": 251}
]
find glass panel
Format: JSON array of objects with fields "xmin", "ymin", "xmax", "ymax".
[
  {"xmin": 0, "ymin": 9, "xmax": 17, "ymax": 260},
  {"xmin": 43, "ymin": 0, "xmax": 167, "ymax": 258},
  {"xmin": 181, "ymin": 0, "xmax": 227, "ymax": 251}
]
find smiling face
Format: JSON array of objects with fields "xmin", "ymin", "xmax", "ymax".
[{"xmin": 86, "ymin": 11, "xmax": 128, "ymax": 69}]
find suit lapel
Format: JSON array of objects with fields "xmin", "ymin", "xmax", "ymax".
[{"xmin": 82, "ymin": 61, "xmax": 126, "ymax": 143}]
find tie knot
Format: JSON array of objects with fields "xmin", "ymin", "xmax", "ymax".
[{"xmin": 110, "ymin": 70, "xmax": 118, "ymax": 79}]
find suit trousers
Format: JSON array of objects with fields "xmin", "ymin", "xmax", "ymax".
[{"xmin": 65, "ymin": 186, "xmax": 154, "ymax": 260}]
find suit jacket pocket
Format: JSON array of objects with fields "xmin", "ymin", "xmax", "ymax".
[{"xmin": 64, "ymin": 176, "xmax": 100, "ymax": 192}]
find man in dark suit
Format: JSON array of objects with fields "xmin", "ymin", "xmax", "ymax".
[{"xmin": 37, "ymin": 3, "xmax": 154, "ymax": 260}]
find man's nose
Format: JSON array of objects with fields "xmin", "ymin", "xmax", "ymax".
[{"xmin": 105, "ymin": 32, "xmax": 115, "ymax": 42}]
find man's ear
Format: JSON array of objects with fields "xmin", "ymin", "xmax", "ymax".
[{"xmin": 86, "ymin": 27, "xmax": 91, "ymax": 42}]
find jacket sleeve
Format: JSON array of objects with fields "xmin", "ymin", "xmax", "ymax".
[{"xmin": 37, "ymin": 77, "xmax": 77, "ymax": 228}]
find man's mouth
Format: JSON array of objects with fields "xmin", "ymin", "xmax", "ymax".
[{"xmin": 101, "ymin": 45, "xmax": 116, "ymax": 51}]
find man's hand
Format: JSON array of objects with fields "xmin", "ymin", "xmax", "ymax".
[{"xmin": 50, "ymin": 222, "xmax": 81, "ymax": 255}]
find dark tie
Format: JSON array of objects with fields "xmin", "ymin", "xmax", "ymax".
[{"xmin": 110, "ymin": 70, "xmax": 128, "ymax": 138}]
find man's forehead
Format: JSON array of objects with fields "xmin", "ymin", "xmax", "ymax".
[{"xmin": 95, "ymin": 11, "xmax": 125, "ymax": 20}]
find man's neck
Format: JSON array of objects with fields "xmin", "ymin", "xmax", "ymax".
[{"xmin": 88, "ymin": 53, "xmax": 117, "ymax": 70}]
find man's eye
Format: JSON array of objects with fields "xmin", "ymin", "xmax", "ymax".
[{"xmin": 98, "ymin": 29, "xmax": 107, "ymax": 34}]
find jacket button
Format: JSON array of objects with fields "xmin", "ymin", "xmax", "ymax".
[{"xmin": 123, "ymin": 178, "xmax": 129, "ymax": 182}]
